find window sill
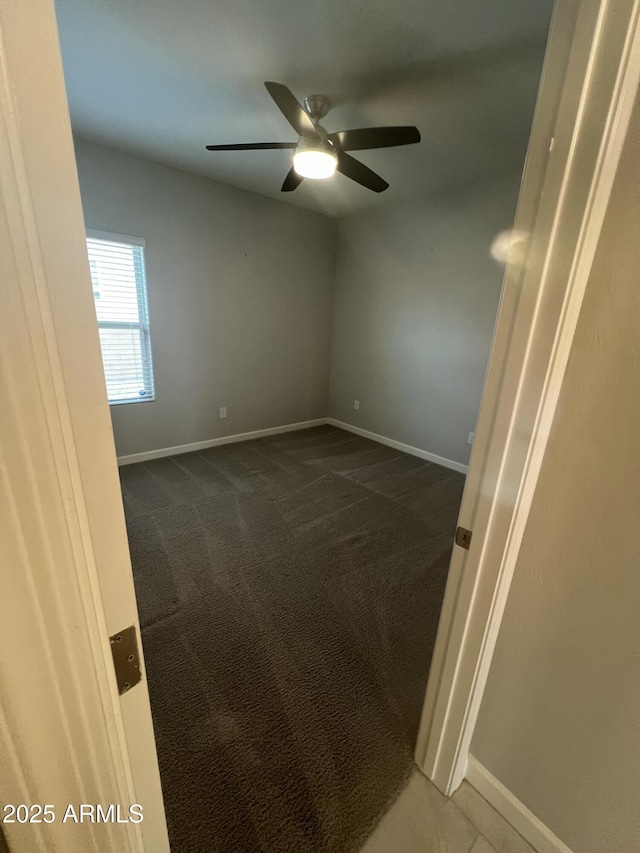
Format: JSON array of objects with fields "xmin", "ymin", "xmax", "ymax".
[{"xmin": 108, "ymin": 396, "xmax": 156, "ymax": 407}]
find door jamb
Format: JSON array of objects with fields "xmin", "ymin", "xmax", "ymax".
[
  {"xmin": 0, "ymin": 1, "xmax": 168, "ymax": 851},
  {"xmin": 416, "ymin": 0, "xmax": 640, "ymax": 795}
]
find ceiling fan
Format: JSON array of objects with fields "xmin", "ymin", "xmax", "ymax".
[{"xmin": 206, "ymin": 81, "xmax": 421, "ymax": 193}]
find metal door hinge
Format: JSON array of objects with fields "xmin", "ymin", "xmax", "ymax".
[
  {"xmin": 455, "ymin": 526, "xmax": 472, "ymax": 550},
  {"xmin": 109, "ymin": 625, "xmax": 142, "ymax": 695}
]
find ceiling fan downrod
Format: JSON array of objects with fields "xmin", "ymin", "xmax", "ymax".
[{"xmin": 304, "ymin": 94, "xmax": 331, "ymax": 125}]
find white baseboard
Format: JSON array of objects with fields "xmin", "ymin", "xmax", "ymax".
[
  {"xmin": 326, "ymin": 418, "xmax": 469, "ymax": 474},
  {"xmin": 117, "ymin": 417, "xmax": 469, "ymax": 474},
  {"xmin": 465, "ymin": 756, "xmax": 573, "ymax": 853},
  {"xmin": 116, "ymin": 419, "xmax": 326, "ymax": 466}
]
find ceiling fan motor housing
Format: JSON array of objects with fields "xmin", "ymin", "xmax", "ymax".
[{"xmin": 295, "ymin": 134, "xmax": 336, "ymax": 156}]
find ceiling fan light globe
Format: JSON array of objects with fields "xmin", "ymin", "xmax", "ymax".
[{"xmin": 293, "ymin": 149, "xmax": 337, "ymax": 180}]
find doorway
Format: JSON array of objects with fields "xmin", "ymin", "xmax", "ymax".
[
  {"xmin": 52, "ymin": 0, "xmax": 556, "ymax": 849},
  {"xmin": 4, "ymin": 0, "xmax": 639, "ymax": 850}
]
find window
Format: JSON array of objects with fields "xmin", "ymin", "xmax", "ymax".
[{"xmin": 86, "ymin": 230, "xmax": 155, "ymax": 405}]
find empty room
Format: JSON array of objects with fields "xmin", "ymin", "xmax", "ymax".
[{"xmin": 50, "ymin": 0, "xmax": 553, "ymax": 850}]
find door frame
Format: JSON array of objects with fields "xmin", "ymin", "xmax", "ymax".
[
  {"xmin": 416, "ymin": 0, "xmax": 640, "ymax": 795},
  {"xmin": 1, "ymin": 2, "xmax": 640, "ymax": 853},
  {"xmin": 0, "ymin": 1, "xmax": 168, "ymax": 851}
]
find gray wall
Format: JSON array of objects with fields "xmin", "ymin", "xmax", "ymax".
[
  {"xmin": 74, "ymin": 138, "xmax": 337, "ymax": 457},
  {"xmin": 327, "ymin": 177, "xmax": 520, "ymax": 466},
  {"xmin": 75, "ymin": 138, "xmax": 519, "ymax": 466},
  {"xmin": 471, "ymin": 99, "xmax": 640, "ymax": 853}
]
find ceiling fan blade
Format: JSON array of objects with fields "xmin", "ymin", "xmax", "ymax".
[
  {"xmin": 206, "ymin": 142, "xmax": 297, "ymax": 150},
  {"xmin": 337, "ymin": 153, "xmax": 389, "ymax": 192},
  {"xmin": 264, "ymin": 82, "xmax": 316, "ymax": 136},
  {"xmin": 281, "ymin": 168, "xmax": 303, "ymax": 192},
  {"xmin": 329, "ymin": 126, "xmax": 421, "ymax": 151}
]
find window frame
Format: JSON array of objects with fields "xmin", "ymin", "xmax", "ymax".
[{"xmin": 86, "ymin": 228, "xmax": 155, "ymax": 406}]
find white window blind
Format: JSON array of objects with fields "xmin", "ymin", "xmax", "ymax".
[{"xmin": 86, "ymin": 230, "xmax": 155, "ymax": 405}]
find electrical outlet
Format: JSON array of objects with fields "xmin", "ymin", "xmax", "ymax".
[
  {"xmin": 220, "ymin": 407, "xmax": 227, "ymax": 419},
  {"xmin": 354, "ymin": 400, "xmax": 360, "ymax": 411},
  {"xmin": 468, "ymin": 431, "xmax": 475, "ymax": 445}
]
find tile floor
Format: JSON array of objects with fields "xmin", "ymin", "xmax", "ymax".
[{"xmin": 361, "ymin": 770, "xmax": 538, "ymax": 853}]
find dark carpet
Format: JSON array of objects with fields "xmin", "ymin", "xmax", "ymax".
[{"xmin": 119, "ymin": 425, "xmax": 465, "ymax": 853}]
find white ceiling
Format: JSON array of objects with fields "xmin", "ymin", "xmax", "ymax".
[{"xmin": 54, "ymin": 0, "xmax": 554, "ymax": 217}]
